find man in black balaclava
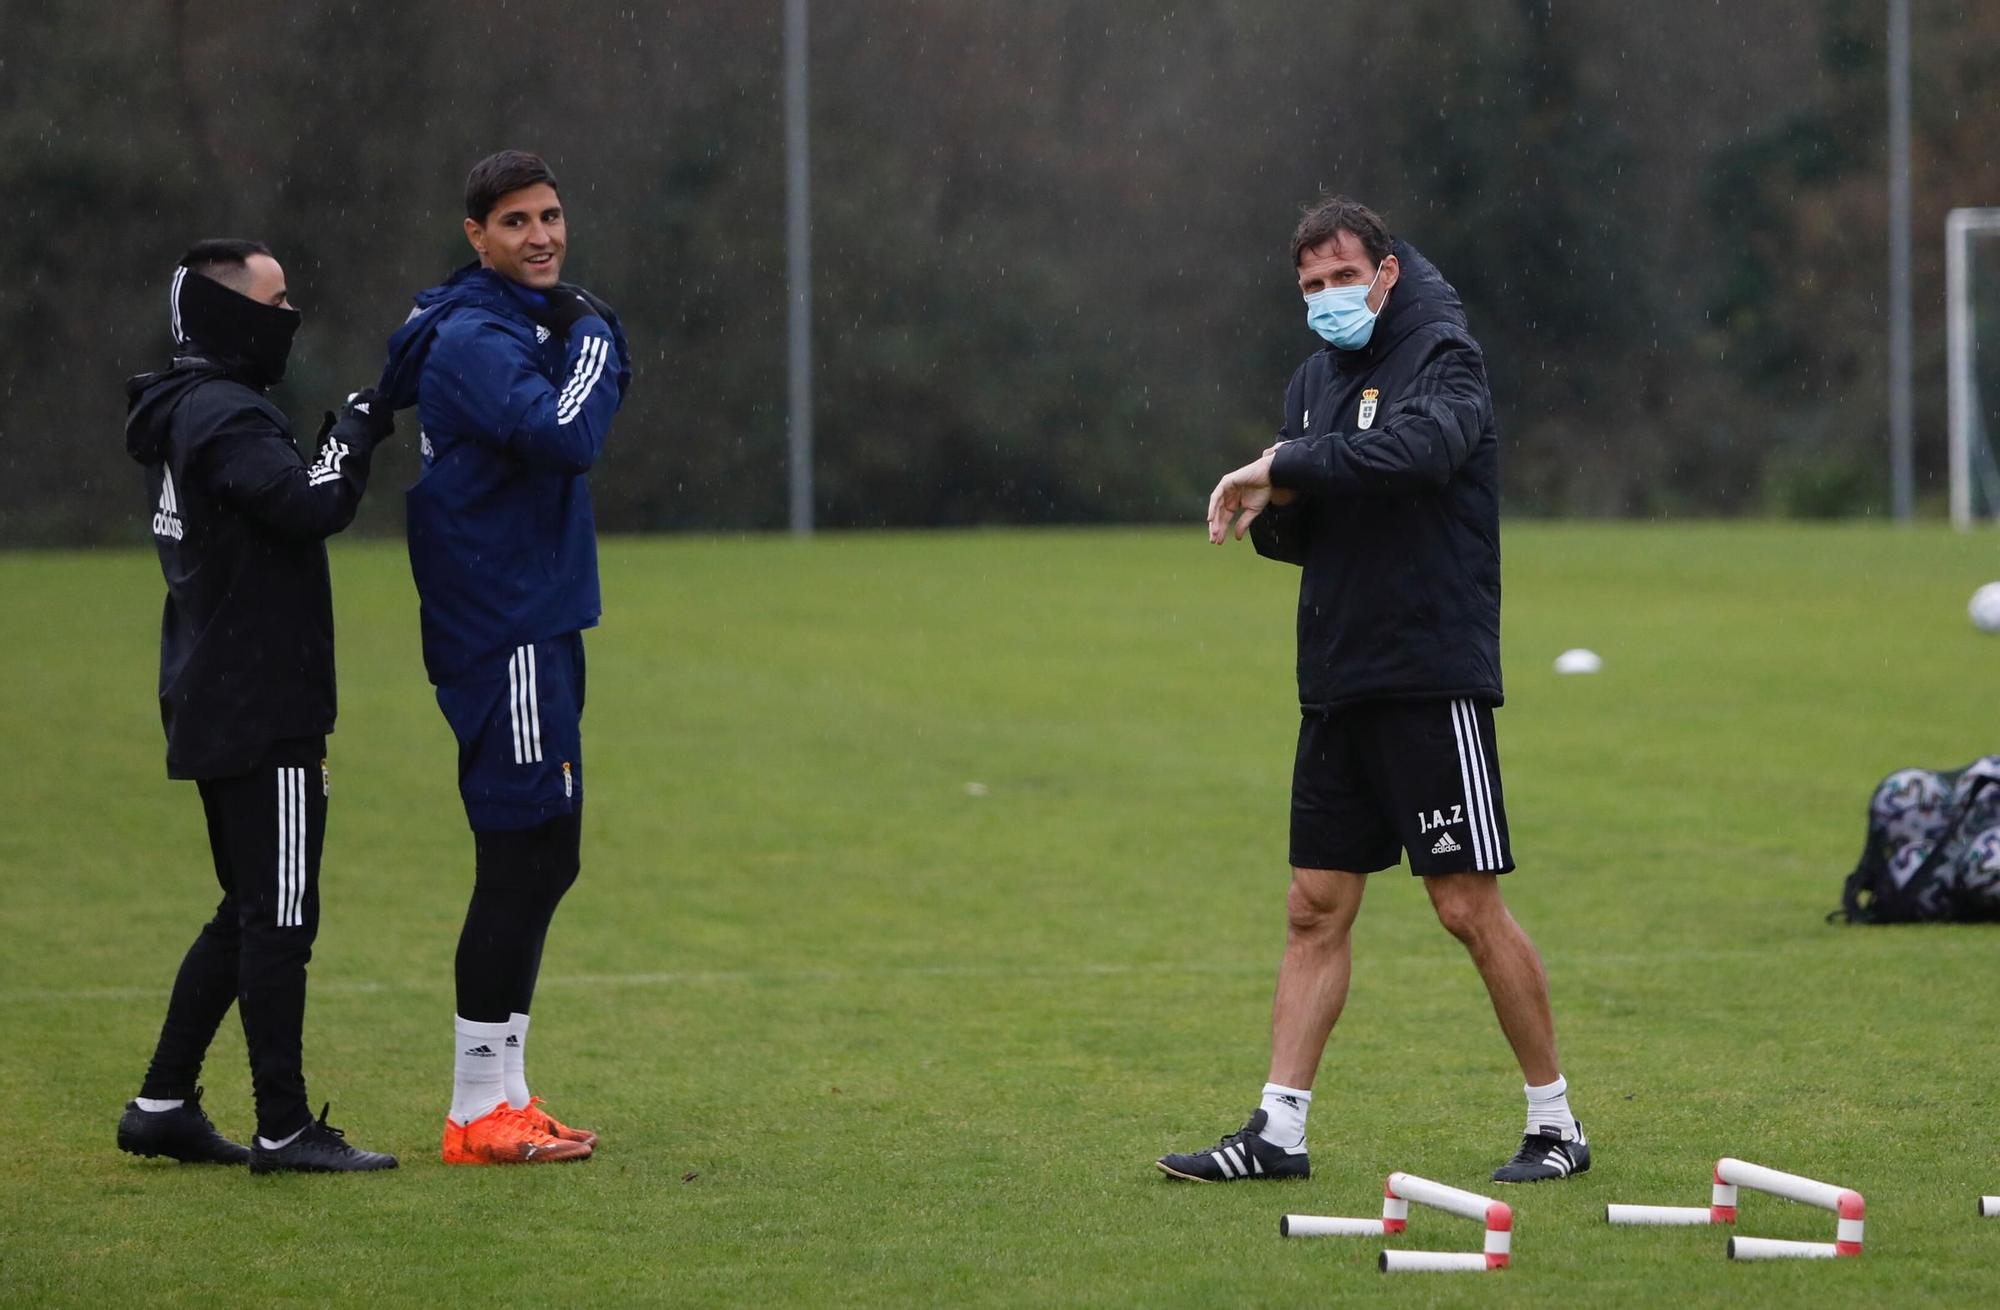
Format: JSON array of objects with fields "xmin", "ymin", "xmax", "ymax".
[{"xmin": 119, "ymin": 239, "xmax": 399, "ymax": 1174}]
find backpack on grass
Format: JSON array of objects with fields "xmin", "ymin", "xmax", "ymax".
[{"xmin": 1832, "ymin": 757, "xmax": 2000, "ymax": 924}]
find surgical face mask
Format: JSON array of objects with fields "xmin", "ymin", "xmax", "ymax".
[
  {"xmin": 1303, "ymin": 264, "xmax": 1384, "ymax": 349},
  {"xmin": 171, "ymin": 264, "xmax": 302, "ymax": 386}
]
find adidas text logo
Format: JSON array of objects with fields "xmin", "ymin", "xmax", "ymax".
[
  {"xmin": 463, "ymin": 1044, "xmax": 498, "ymax": 1058},
  {"xmin": 505, "ymin": 1035, "xmax": 520, "ymax": 1047},
  {"xmin": 536, "ymin": 325, "xmax": 552, "ymax": 344},
  {"xmin": 153, "ymin": 468, "xmax": 185, "ymax": 541},
  {"xmin": 1430, "ymin": 831, "xmax": 1462, "ymax": 855}
]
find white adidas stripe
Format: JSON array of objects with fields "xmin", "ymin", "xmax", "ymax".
[
  {"xmin": 1450, "ymin": 700, "xmax": 1504, "ymax": 871},
  {"xmin": 160, "ymin": 468, "xmax": 179, "ymax": 515},
  {"xmin": 170, "ymin": 266, "xmax": 187, "ymax": 345},
  {"xmin": 558, "ymin": 337, "xmax": 608, "ymax": 420},
  {"xmin": 556, "ymin": 345, "xmax": 607, "ymax": 425},
  {"xmin": 508, "ymin": 649, "xmax": 526, "ymax": 764},
  {"xmin": 557, "ymin": 337, "xmax": 609, "ymax": 425},
  {"xmin": 552, "ymin": 337, "xmax": 593, "ymax": 411},
  {"xmin": 524, "ymin": 644, "xmax": 543, "ymax": 762},
  {"xmin": 1447, "ymin": 702, "xmax": 1488, "ymax": 868},
  {"xmin": 507, "ymin": 646, "xmax": 543, "ymax": 765},
  {"xmin": 555, "ymin": 336, "xmax": 604, "ymax": 416},
  {"xmin": 276, "ymin": 770, "xmax": 290, "ymax": 927},
  {"xmin": 289, "ymin": 767, "xmax": 307, "ymax": 927},
  {"xmin": 275, "ymin": 767, "xmax": 306, "ymax": 928},
  {"xmin": 1461, "ymin": 701, "xmax": 1503, "ymax": 870}
]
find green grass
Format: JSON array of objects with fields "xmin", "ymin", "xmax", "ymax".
[{"xmin": 3, "ymin": 523, "xmax": 1998, "ymax": 1307}]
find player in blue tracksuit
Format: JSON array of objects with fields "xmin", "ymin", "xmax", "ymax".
[{"xmin": 378, "ymin": 151, "xmax": 631, "ymax": 1165}]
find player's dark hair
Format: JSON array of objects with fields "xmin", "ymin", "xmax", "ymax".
[
  {"xmin": 178, "ymin": 238, "xmax": 273, "ymax": 292},
  {"xmin": 1291, "ymin": 197, "xmax": 1393, "ymax": 268},
  {"xmin": 465, "ymin": 150, "xmax": 559, "ymax": 223}
]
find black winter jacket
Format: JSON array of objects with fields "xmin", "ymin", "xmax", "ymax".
[
  {"xmin": 125, "ymin": 356, "xmax": 388, "ymax": 778},
  {"xmin": 1250, "ymin": 240, "xmax": 1503, "ymax": 712}
]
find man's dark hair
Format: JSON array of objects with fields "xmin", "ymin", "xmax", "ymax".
[
  {"xmin": 465, "ymin": 150, "xmax": 559, "ymax": 222},
  {"xmin": 178, "ymin": 238, "xmax": 272, "ymax": 292},
  {"xmin": 1291, "ymin": 197, "xmax": 1393, "ymax": 268}
]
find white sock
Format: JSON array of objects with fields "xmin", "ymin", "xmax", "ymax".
[
  {"xmin": 1525, "ymin": 1075, "xmax": 1578, "ymax": 1139},
  {"xmin": 1256, "ymin": 1082, "xmax": 1312, "ymax": 1153},
  {"xmin": 134, "ymin": 1097, "xmax": 184, "ymax": 1113},
  {"xmin": 451, "ymin": 1015, "xmax": 511, "ymax": 1126},
  {"xmin": 256, "ymin": 1124, "xmax": 305, "ymax": 1150},
  {"xmin": 504, "ymin": 1012, "xmax": 533, "ymax": 1110}
]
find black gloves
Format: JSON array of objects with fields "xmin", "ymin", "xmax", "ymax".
[
  {"xmin": 532, "ymin": 282, "xmax": 615, "ymax": 336},
  {"xmin": 561, "ymin": 283, "xmax": 616, "ymax": 323},
  {"xmin": 337, "ymin": 388, "xmax": 396, "ymax": 442},
  {"xmin": 311, "ymin": 387, "xmax": 394, "ymax": 460},
  {"xmin": 535, "ymin": 288, "xmax": 602, "ymax": 337}
]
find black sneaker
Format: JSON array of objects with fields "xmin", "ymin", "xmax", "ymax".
[
  {"xmin": 1492, "ymin": 1122, "xmax": 1590, "ymax": 1183},
  {"xmin": 117, "ymin": 1087, "xmax": 250, "ymax": 1165},
  {"xmin": 1156, "ymin": 1109, "xmax": 1309, "ymax": 1182},
  {"xmin": 249, "ymin": 1104, "xmax": 399, "ymax": 1175}
]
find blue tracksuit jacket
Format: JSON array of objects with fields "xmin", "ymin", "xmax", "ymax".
[{"xmin": 378, "ymin": 263, "xmax": 631, "ymax": 684}]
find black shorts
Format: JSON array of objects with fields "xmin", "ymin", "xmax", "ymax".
[{"xmin": 1290, "ymin": 698, "xmax": 1514, "ymax": 876}]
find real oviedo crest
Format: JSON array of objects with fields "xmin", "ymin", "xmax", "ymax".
[{"xmin": 1357, "ymin": 388, "xmax": 1380, "ymax": 430}]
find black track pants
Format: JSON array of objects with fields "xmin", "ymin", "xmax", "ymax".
[{"xmin": 140, "ymin": 740, "xmax": 324, "ymax": 1140}]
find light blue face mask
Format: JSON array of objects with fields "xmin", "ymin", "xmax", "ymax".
[{"xmin": 1304, "ymin": 264, "xmax": 1385, "ymax": 349}]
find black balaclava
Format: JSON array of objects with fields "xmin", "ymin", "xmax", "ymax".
[{"xmin": 170, "ymin": 262, "xmax": 302, "ymax": 387}]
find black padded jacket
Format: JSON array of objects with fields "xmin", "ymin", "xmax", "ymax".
[
  {"xmin": 124, "ymin": 356, "xmax": 388, "ymax": 778},
  {"xmin": 1249, "ymin": 240, "xmax": 1503, "ymax": 713}
]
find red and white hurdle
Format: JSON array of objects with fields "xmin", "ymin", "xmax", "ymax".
[
  {"xmin": 1281, "ymin": 1172, "xmax": 1512, "ymax": 1272},
  {"xmin": 1607, "ymin": 1157, "xmax": 1864, "ymax": 1260}
]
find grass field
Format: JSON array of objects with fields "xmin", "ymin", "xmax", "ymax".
[{"xmin": 3, "ymin": 523, "xmax": 1999, "ymax": 1307}]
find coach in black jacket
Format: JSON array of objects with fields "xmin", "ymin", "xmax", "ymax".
[
  {"xmin": 118, "ymin": 239, "xmax": 396, "ymax": 1174},
  {"xmin": 1157, "ymin": 199, "xmax": 1589, "ymax": 1188}
]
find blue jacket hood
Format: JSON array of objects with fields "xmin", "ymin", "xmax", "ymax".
[{"xmin": 378, "ymin": 262, "xmax": 632, "ymax": 411}]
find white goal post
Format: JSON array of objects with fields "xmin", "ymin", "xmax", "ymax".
[{"xmin": 1947, "ymin": 207, "xmax": 2000, "ymax": 528}]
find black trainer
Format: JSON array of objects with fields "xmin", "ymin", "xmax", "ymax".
[
  {"xmin": 1156, "ymin": 1109, "xmax": 1309, "ymax": 1182},
  {"xmin": 1492, "ymin": 1122, "xmax": 1590, "ymax": 1183},
  {"xmin": 117, "ymin": 1087, "xmax": 250, "ymax": 1165},
  {"xmin": 249, "ymin": 1104, "xmax": 399, "ymax": 1175}
]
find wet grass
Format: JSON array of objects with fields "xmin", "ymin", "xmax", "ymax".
[{"xmin": 3, "ymin": 523, "xmax": 1997, "ymax": 1306}]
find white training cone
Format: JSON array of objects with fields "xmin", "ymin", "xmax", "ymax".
[
  {"xmin": 1980, "ymin": 1196, "xmax": 2000, "ymax": 1218},
  {"xmin": 1553, "ymin": 648, "xmax": 1602, "ymax": 675}
]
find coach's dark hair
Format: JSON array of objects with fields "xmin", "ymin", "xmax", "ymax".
[
  {"xmin": 1291, "ymin": 197, "xmax": 1392, "ymax": 268},
  {"xmin": 178, "ymin": 238, "xmax": 273, "ymax": 292},
  {"xmin": 466, "ymin": 150, "xmax": 559, "ymax": 222}
]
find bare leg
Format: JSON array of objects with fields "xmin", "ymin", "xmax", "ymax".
[
  {"xmin": 1424, "ymin": 873, "xmax": 1560, "ymax": 1084},
  {"xmin": 1266, "ymin": 868, "xmax": 1369, "ymax": 1088}
]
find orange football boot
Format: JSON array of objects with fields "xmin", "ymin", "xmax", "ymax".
[
  {"xmin": 523, "ymin": 1096, "xmax": 599, "ymax": 1149},
  {"xmin": 441, "ymin": 1103, "xmax": 592, "ymax": 1165}
]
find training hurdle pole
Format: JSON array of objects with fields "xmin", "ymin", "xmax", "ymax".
[
  {"xmin": 1379, "ymin": 1173, "xmax": 1511, "ymax": 1272},
  {"xmin": 1279, "ymin": 1176, "xmax": 1411, "ymax": 1239},
  {"xmin": 1606, "ymin": 1164, "xmax": 1740, "ymax": 1226},
  {"xmin": 1281, "ymin": 1173, "xmax": 1511, "ymax": 1271},
  {"xmin": 1714, "ymin": 1158, "xmax": 1864, "ymax": 1260}
]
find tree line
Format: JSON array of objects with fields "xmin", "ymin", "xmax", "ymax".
[{"xmin": 3, "ymin": 0, "xmax": 1994, "ymax": 545}]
